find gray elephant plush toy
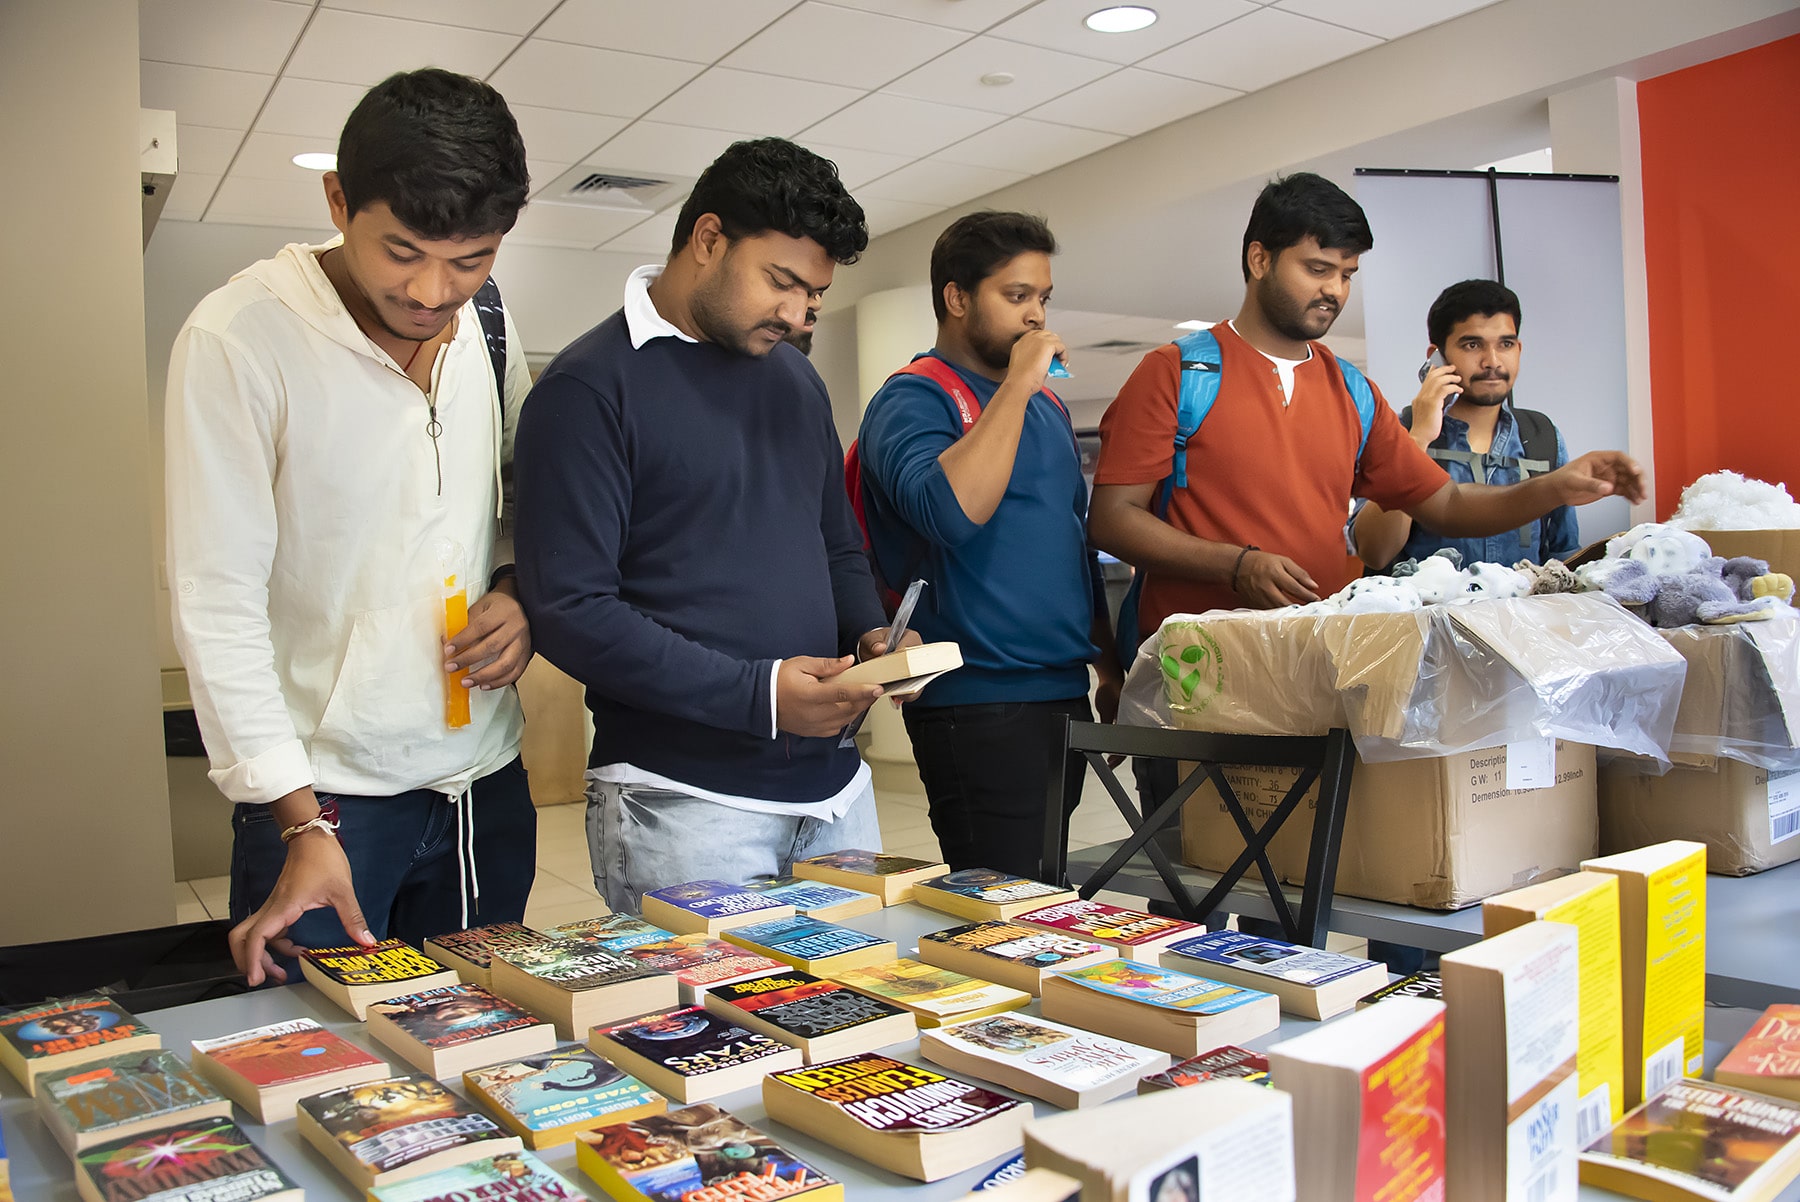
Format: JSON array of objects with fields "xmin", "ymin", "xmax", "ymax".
[{"xmin": 1603, "ymin": 553, "xmax": 1785, "ymax": 627}]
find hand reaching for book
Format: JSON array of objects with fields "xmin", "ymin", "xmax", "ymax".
[
  {"xmin": 776, "ymin": 656, "xmax": 881, "ymax": 739},
  {"xmin": 230, "ymin": 823, "xmax": 375, "ymax": 986}
]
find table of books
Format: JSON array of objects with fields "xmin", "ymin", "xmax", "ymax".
[
  {"xmin": 1070, "ymin": 833, "xmax": 1800, "ymax": 1009},
  {"xmin": 2, "ymin": 899, "xmax": 1795, "ymax": 1200}
]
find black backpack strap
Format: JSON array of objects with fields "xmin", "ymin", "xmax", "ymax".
[
  {"xmin": 472, "ymin": 277, "xmax": 507, "ymax": 407},
  {"xmin": 1511, "ymin": 407, "xmax": 1556, "ymax": 476}
]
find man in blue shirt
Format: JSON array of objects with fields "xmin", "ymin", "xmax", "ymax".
[
  {"xmin": 857, "ymin": 212, "xmax": 1123, "ymax": 878},
  {"xmin": 1351, "ymin": 279, "xmax": 1580, "ymax": 570}
]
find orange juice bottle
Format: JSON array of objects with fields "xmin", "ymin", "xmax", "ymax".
[{"xmin": 440, "ymin": 543, "xmax": 471, "ymax": 729}]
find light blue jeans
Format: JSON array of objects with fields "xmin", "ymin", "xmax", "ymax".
[{"xmin": 584, "ymin": 774, "xmax": 883, "ymax": 915}]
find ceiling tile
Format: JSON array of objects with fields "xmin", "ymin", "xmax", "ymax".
[
  {"xmin": 537, "ymin": 0, "xmax": 794, "ymax": 63},
  {"xmin": 140, "ymin": 61, "xmax": 273, "ymax": 130},
  {"xmin": 230, "ymin": 130, "xmax": 345, "ymax": 184},
  {"xmin": 644, "ymin": 68, "xmax": 863, "ymax": 138},
  {"xmin": 318, "ymin": 0, "xmax": 561, "ymax": 34},
  {"xmin": 159, "ymin": 171, "xmax": 222, "ymax": 222},
  {"xmin": 935, "ymin": 116, "xmax": 1122, "ymax": 175},
  {"xmin": 282, "ymin": 8, "xmax": 518, "ymax": 86},
  {"xmin": 816, "ymin": 0, "xmax": 1038, "ymax": 32},
  {"xmin": 881, "ymin": 35, "xmax": 1116, "ymax": 116},
  {"xmin": 858, "ymin": 158, "xmax": 1026, "ymax": 207},
  {"xmin": 527, "ymin": 160, "xmax": 573, "ymax": 199},
  {"xmin": 1026, "ymin": 67, "xmax": 1239, "ymax": 136},
  {"xmin": 801, "ymin": 93, "xmax": 1005, "ymax": 157},
  {"xmin": 488, "ymin": 41, "xmax": 704, "ymax": 118},
  {"xmin": 206, "ymin": 174, "xmax": 338, "ymax": 229},
  {"xmin": 1141, "ymin": 7, "xmax": 1379, "ymax": 92},
  {"xmin": 801, "ymin": 142, "xmax": 917, "ymax": 190},
  {"xmin": 988, "ymin": 0, "xmax": 1256, "ymax": 65},
  {"xmin": 857, "ymin": 196, "xmax": 943, "ymax": 236},
  {"xmin": 722, "ymin": 3, "xmax": 966, "ymax": 90},
  {"xmin": 505, "ymin": 202, "xmax": 647, "ymax": 250},
  {"xmin": 1274, "ymin": 0, "xmax": 1500, "ymax": 39},
  {"xmin": 139, "ymin": 0, "xmax": 311, "ymax": 74},
  {"xmin": 508, "ymin": 105, "xmax": 631, "ymax": 165},
  {"xmin": 601, "ymin": 210, "xmax": 681, "ymax": 256},
  {"xmin": 584, "ymin": 122, "xmax": 742, "ymax": 178},
  {"xmin": 174, "ymin": 125, "xmax": 247, "ymax": 176},
  {"xmin": 253, "ymin": 77, "xmax": 368, "ymax": 140}
]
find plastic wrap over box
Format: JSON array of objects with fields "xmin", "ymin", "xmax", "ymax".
[
  {"xmin": 1644, "ymin": 623, "xmax": 1800, "ymax": 771},
  {"xmin": 1119, "ymin": 593, "xmax": 1685, "ymax": 764},
  {"xmin": 1600, "ymin": 759, "xmax": 1800, "ymax": 875}
]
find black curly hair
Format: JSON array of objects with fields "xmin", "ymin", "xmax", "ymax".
[
  {"xmin": 671, "ymin": 138, "xmax": 868, "ymax": 265},
  {"xmin": 1240, "ymin": 172, "xmax": 1372, "ymax": 282},
  {"xmin": 929, "ymin": 211, "xmax": 1057, "ymax": 321},
  {"xmin": 336, "ymin": 68, "xmax": 529, "ymax": 240},
  {"xmin": 1427, "ymin": 279, "xmax": 1522, "ymax": 349}
]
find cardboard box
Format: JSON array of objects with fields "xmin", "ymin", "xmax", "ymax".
[
  {"xmin": 1655, "ymin": 624, "xmax": 1800, "ymax": 767},
  {"xmin": 1178, "ymin": 741, "xmax": 1597, "ymax": 910},
  {"xmin": 1698, "ymin": 529, "xmax": 1800, "ymax": 582},
  {"xmin": 1599, "ymin": 759, "xmax": 1800, "ymax": 875}
]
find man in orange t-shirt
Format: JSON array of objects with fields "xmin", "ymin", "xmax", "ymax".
[{"xmin": 1090, "ymin": 173, "xmax": 1645, "ymax": 638}]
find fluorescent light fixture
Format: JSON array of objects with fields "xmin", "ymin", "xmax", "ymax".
[
  {"xmin": 1174, "ymin": 319, "xmax": 1212, "ymax": 331},
  {"xmin": 292, "ymin": 152, "xmax": 337, "ymax": 171},
  {"xmin": 1086, "ymin": 5, "xmax": 1157, "ymax": 33}
]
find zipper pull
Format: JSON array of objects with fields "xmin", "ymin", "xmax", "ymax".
[{"xmin": 426, "ymin": 403, "xmax": 443, "ymax": 496}]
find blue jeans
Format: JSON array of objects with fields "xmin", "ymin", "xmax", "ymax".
[
  {"xmin": 230, "ymin": 756, "xmax": 537, "ymax": 978},
  {"xmin": 584, "ymin": 775, "xmax": 882, "ymax": 915}
]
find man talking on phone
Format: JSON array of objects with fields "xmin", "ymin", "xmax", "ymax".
[{"xmin": 1350, "ymin": 279, "xmax": 1581, "ymax": 571}]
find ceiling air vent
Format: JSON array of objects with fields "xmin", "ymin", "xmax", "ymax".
[
  {"xmin": 1079, "ymin": 338, "xmax": 1164, "ymax": 355},
  {"xmin": 538, "ymin": 165, "xmax": 693, "ymax": 216}
]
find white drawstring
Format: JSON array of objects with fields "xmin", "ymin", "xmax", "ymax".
[{"xmin": 450, "ymin": 786, "xmax": 479, "ymax": 929}]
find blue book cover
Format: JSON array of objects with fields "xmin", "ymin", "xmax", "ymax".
[
  {"xmin": 643, "ymin": 880, "xmax": 788, "ymax": 921},
  {"xmin": 747, "ymin": 879, "xmax": 872, "ymax": 914},
  {"xmin": 1165, "ymin": 930, "xmax": 1375, "ymax": 988},
  {"xmin": 918, "ymin": 869, "xmax": 1071, "ymax": 905},
  {"xmin": 464, "ymin": 1045, "xmax": 662, "ymax": 1133},
  {"xmin": 974, "ymin": 1154, "xmax": 1026, "ymax": 1190},
  {"xmin": 547, "ymin": 914, "xmax": 673, "ymax": 952},
  {"xmin": 1053, "ymin": 960, "xmax": 1274, "ymax": 1015},
  {"xmin": 728, "ymin": 916, "xmax": 886, "ymax": 961}
]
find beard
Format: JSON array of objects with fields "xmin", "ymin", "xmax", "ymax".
[
  {"xmin": 1257, "ymin": 274, "xmax": 1339, "ymax": 342},
  {"xmin": 964, "ymin": 304, "xmax": 1021, "ymax": 374},
  {"xmin": 689, "ymin": 259, "xmax": 788, "ymax": 358},
  {"xmin": 1459, "ymin": 375, "xmax": 1512, "ymax": 407}
]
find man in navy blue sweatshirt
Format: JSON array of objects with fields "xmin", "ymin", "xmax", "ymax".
[
  {"xmin": 856, "ymin": 212, "xmax": 1124, "ymax": 879},
  {"xmin": 514, "ymin": 139, "xmax": 901, "ymax": 913}
]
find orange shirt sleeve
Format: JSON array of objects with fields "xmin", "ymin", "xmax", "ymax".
[
  {"xmin": 1094, "ymin": 344, "xmax": 1182, "ymax": 487},
  {"xmin": 1352, "ymin": 385, "xmax": 1450, "ymax": 511}
]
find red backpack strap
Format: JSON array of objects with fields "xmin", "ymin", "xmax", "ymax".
[{"xmin": 892, "ymin": 356, "xmax": 982, "ymax": 434}]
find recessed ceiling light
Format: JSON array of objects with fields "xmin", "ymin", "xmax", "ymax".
[
  {"xmin": 292, "ymin": 152, "xmax": 337, "ymax": 171},
  {"xmin": 1174, "ymin": 319, "xmax": 1212, "ymax": 331},
  {"xmin": 1086, "ymin": 5, "xmax": 1157, "ymax": 33},
  {"xmin": 980, "ymin": 71, "xmax": 1015, "ymax": 86}
]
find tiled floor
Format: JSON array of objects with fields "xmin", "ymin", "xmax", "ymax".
[{"xmin": 175, "ymin": 761, "xmax": 1139, "ymax": 930}]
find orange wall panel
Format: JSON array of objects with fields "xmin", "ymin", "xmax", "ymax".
[{"xmin": 1640, "ymin": 33, "xmax": 1800, "ymax": 516}]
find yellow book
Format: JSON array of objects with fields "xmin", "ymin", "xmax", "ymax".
[
  {"xmin": 1484, "ymin": 871, "xmax": 1627, "ymax": 1143},
  {"xmin": 1582, "ymin": 840, "xmax": 1707, "ymax": 1109}
]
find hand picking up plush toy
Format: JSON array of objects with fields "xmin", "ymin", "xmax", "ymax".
[{"xmin": 1574, "ymin": 522, "xmax": 1795, "ymax": 627}]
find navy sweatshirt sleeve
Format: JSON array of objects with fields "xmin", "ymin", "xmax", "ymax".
[
  {"xmin": 817, "ymin": 396, "xmax": 887, "ymax": 655},
  {"xmin": 514, "ymin": 366, "xmax": 775, "ymax": 739}
]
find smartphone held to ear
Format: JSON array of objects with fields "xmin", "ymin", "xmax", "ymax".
[{"xmin": 1418, "ymin": 349, "xmax": 1459, "ymax": 404}]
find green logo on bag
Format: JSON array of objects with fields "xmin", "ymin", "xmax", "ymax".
[{"xmin": 1159, "ymin": 625, "xmax": 1225, "ymax": 711}]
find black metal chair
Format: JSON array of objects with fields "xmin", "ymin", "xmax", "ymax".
[{"xmin": 1043, "ymin": 718, "xmax": 1356, "ymax": 949}]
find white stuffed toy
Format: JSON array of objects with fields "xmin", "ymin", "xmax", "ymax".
[
  {"xmin": 1338, "ymin": 575, "xmax": 1424, "ymax": 614},
  {"xmin": 1407, "ymin": 554, "xmax": 1472, "ymax": 605},
  {"xmin": 1466, "ymin": 562, "xmax": 1534, "ymax": 600}
]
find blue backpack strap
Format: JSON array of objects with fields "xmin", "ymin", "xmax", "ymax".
[
  {"xmin": 1335, "ymin": 355, "xmax": 1377, "ymax": 463},
  {"xmin": 1172, "ymin": 329, "xmax": 1222, "ymax": 489}
]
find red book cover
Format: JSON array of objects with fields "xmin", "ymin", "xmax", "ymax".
[
  {"xmin": 1718, "ymin": 1005, "xmax": 1800, "ymax": 1081},
  {"xmin": 1015, "ymin": 899, "xmax": 1199, "ymax": 948},
  {"xmin": 1355, "ymin": 1008, "xmax": 1446, "ymax": 1202},
  {"xmin": 193, "ymin": 1020, "xmax": 382, "ymax": 1088}
]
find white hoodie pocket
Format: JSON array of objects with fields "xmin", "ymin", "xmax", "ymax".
[{"xmin": 310, "ymin": 593, "xmax": 459, "ymax": 789}]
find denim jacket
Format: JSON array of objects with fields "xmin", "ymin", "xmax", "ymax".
[{"xmin": 1350, "ymin": 402, "xmax": 1578, "ymax": 571}]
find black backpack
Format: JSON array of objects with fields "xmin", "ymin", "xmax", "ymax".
[{"xmin": 1397, "ymin": 403, "xmax": 1556, "ymax": 477}]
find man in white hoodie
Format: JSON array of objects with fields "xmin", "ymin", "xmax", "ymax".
[{"xmin": 165, "ymin": 70, "xmax": 536, "ymax": 986}]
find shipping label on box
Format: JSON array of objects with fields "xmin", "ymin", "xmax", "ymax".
[{"xmin": 1598, "ymin": 761, "xmax": 1800, "ymax": 875}]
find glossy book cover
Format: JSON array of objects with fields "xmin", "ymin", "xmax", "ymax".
[
  {"xmin": 620, "ymin": 935, "xmax": 784, "ymax": 986},
  {"xmin": 581, "ymin": 1104, "xmax": 837, "ymax": 1200},
  {"xmin": 545, "ymin": 915, "xmax": 672, "ymax": 953},
  {"xmin": 644, "ymin": 881, "xmax": 788, "ymax": 921},
  {"xmin": 1583, "ymin": 1079, "xmax": 1800, "ymax": 1190},
  {"xmin": 41, "ymin": 1049, "xmax": 222, "ymax": 1134},
  {"xmin": 796, "ymin": 850, "xmax": 937, "ymax": 876},
  {"xmin": 192, "ymin": 1019, "xmax": 382, "ymax": 1088},
  {"xmin": 370, "ymin": 985, "xmax": 540, "ymax": 1048},
  {"xmin": 923, "ymin": 922, "xmax": 1106, "ymax": 968},
  {"xmin": 369, "ymin": 1151, "xmax": 573, "ymax": 1201},
  {"xmin": 597, "ymin": 1009, "xmax": 792, "ymax": 1079},
  {"xmin": 0, "ymin": 995, "xmax": 150, "ymax": 1060},
  {"xmin": 917, "ymin": 869, "xmax": 1070, "ymax": 905},
  {"xmin": 302, "ymin": 941, "xmax": 450, "ymax": 986},
  {"xmin": 1141, "ymin": 1046, "xmax": 1271, "ymax": 1090},
  {"xmin": 426, "ymin": 924, "xmax": 547, "ymax": 971},
  {"xmin": 300, "ymin": 1075, "xmax": 511, "ymax": 1174},
  {"xmin": 728, "ymin": 917, "xmax": 885, "ymax": 961},
  {"xmin": 769, "ymin": 1054, "xmax": 1020, "ymax": 1134},
  {"xmin": 497, "ymin": 940, "xmax": 659, "ymax": 990},
  {"xmin": 1016, "ymin": 899, "xmax": 1199, "ymax": 946},
  {"xmin": 466, "ymin": 1047, "xmax": 662, "ymax": 1133},
  {"xmin": 831, "ymin": 960, "xmax": 1026, "ymax": 1020},
  {"xmin": 74, "ymin": 1117, "xmax": 297, "ymax": 1202},
  {"xmin": 744, "ymin": 879, "xmax": 873, "ymax": 914},
  {"xmin": 931, "ymin": 1015, "xmax": 1157, "ymax": 1089},
  {"xmin": 710, "ymin": 973, "xmax": 905, "ymax": 1037},
  {"xmin": 1054, "ymin": 960, "xmax": 1273, "ymax": 1015}
]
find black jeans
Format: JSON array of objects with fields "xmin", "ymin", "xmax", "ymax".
[{"xmin": 903, "ymin": 696, "xmax": 1092, "ymax": 881}]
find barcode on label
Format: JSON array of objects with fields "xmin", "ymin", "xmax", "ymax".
[
  {"xmin": 1646, "ymin": 1038, "xmax": 1684, "ymax": 1099},
  {"xmin": 1575, "ymin": 1086, "xmax": 1611, "ymax": 1150},
  {"xmin": 1769, "ymin": 771, "xmax": 1800, "ymax": 845},
  {"xmin": 1526, "ymin": 1167, "xmax": 1557, "ymax": 1202}
]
